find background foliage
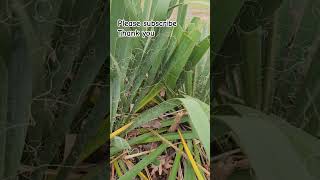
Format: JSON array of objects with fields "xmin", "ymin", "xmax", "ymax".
[{"xmin": 0, "ymin": 0, "xmax": 107, "ymax": 179}]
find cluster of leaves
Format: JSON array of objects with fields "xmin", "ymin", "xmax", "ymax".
[
  {"xmin": 213, "ymin": 0, "xmax": 320, "ymax": 179},
  {"xmin": 0, "ymin": 0, "xmax": 108, "ymax": 179},
  {"xmin": 110, "ymin": 0, "xmax": 210, "ymax": 179}
]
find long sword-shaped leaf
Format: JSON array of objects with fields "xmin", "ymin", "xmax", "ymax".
[
  {"xmin": 4, "ymin": 28, "xmax": 33, "ymax": 179},
  {"xmin": 168, "ymin": 144, "xmax": 183, "ymax": 180}
]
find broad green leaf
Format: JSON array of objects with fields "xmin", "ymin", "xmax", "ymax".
[
  {"xmin": 215, "ymin": 105, "xmax": 316, "ymax": 180},
  {"xmin": 232, "ymin": 104, "xmax": 320, "ymax": 178},
  {"xmin": 178, "ymin": 97, "xmax": 210, "ymax": 157}
]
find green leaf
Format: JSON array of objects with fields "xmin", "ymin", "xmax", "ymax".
[
  {"xmin": 136, "ymin": 32, "xmax": 197, "ymax": 111},
  {"xmin": 168, "ymin": 144, "xmax": 183, "ymax": 180},
  {"xmin": 184, "ymin": 140, "xmax": 196, "ymax": 179},
  {"xmin": 232, "ymin": 104, "xmax": 320, "ymax": 178},
  {"xmin": 78, "ymin": 118, "xmax": 108, "ymax": 162},
  {"xmin": 126, "ymin": 28, "xmax": 172, "ymax": 106},
  {"xmin": 177, "ymin": 2, "xmax": 187, "ymax": 27},
  {"xmin": 193, "ymin": 54, "xmax": 210, "ymax": 102},
  {"xmin": 178, "ymin": 97, "xmax": 210, "ymax": 158},
  {"xmin": 164, "ymin": 32, "xmax": 198, "ymax": 88},
  {"xmin": 111, "ymin": 55, "xmax": 121, "ymax": 130},
  {"xmin": 186, "ymin": 35, "xmax": 210, "ymax": 71},
  {"xmin": 5, "ymin": 27, "xmax": 33, "ymax": 179},
  {"xmin": 215, "ymin": 105, "xmax": 316, "ymax": 180}
]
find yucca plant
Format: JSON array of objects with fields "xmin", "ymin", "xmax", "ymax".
[
  {"xmin": 0, "ymin": 0, "xmax": 108, "ymax": 179},
  {"xmin": 213, "ymin": 0, "xmax": 320, "ymax": 180},
  {"xmin": 110, "ymin": 0, "xmax": 210, "ymax": 179}
]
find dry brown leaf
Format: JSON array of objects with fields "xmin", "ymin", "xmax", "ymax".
[
  {"xmin": 127, "ymin": 129, "xmax": 140, "ymax": 138},
  {"xmin": 151, "ymin": 155, "xmax": 173, "ymax": 176},
  {"xmin": 111, "ymin": 162, "xmax": 115, "ymax": 180},
  {"xmin": 160, "ymin": 88, "xmax": 166, "ymax": 97},
  {"xmin": 234, "ymin": 156, "xmax": 250, "ymax": 169},
  {"xmin": 124, "ymin": 160, "xmax": 134, "ymax": 169},
  {"xmin": 129, "ymin": 104, "xmax": 134, "ymax": 112},
  {"xmin": 178, "ymin": 164, "xmax": 183, "ymax": 179},
  {"xmin": 150, "ymin": 164, "xmax": 158, "ymax": 176},
  {"xmin": 215, "ymin": 155, "xmax": 250, "ymax": 180},
  {"xmin": 142, "ymin": 142, "xmax": 158, "ymax": 151},
  {"xmin": 169, "ymin": 111, "xmax": 185, "ymax": 132},
  {"xmin": 141, "ymin": 119, "xmax": 161, "ymax": 129},
  {"xmin": 63, "ymin": 134, "xmax": 77, "ymax": 161},
  {"xmin": 215, "ymin": 157, "xmax": 236, "ymax": 180}
]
